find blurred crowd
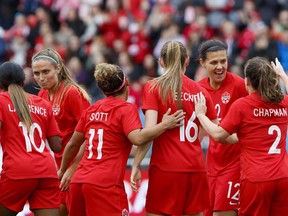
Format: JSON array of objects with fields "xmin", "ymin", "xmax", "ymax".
[{"xmin": 1, "ymin": 0, "xmax": 288, "ymax": 105}]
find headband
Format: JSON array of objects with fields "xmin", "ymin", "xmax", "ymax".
[
  {"xmin": 205, "ymin": 45, "xmax": 226, "ymax": 53},
  {"xmin": 104, "ymin": 74, "xmax": 126, "ymax": 95},
  {"xmin": 32, "ymin": 55, "xmax": 58, "ymax": 64}
]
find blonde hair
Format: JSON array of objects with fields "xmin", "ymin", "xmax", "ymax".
[
  {"xmin": 32, "ymin": 48, "xmax": 91, "ymax": 105},
  {"xmin": 150, "ymin": 41, "xmax": 188, "ymax": 108},
  {"xmin": 10, "ymin": 85, "xmax": 33, "ymax": 129}
]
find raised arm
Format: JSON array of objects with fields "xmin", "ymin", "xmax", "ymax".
[{"xmin": 271, "ymin": 57, "xmax": 288, "ymax": 93}]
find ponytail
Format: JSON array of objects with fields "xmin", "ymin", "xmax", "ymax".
[{"xmin": 150, "ymin": 41, "xmax": 188, "ymax": 108}]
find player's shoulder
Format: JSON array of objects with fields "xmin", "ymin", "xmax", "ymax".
[
  {"xmin": 184, "ymin": 75, "xmax": 205, "ymax": 88},
  {"xmin": 29, "ymin": 93, "xmax": 51, "ymax": 106},
  {"xmin": 226, "ymin": 72, "xmax": 244, "ymax": 83},
  {"xmin": 197, "ymin": 76, "xmax": 209, "ymax": 86},
  {"xmin": 65, "ymin": 85, "xmax": 82, "ymax": 96},
  {"xmin": 90, "ymin": 97, "xmax": 136, "ymax": 111},
  {"xmin": 0, "ymin": 92, "xmax": 9, "ymax": 99},
  {"xmin": 37, "ymin": 89, "xmax": 47, "ymax": 97},
  {"xmin": 281, "ymin": 95, "xmax": 288, "ymax": 105}
]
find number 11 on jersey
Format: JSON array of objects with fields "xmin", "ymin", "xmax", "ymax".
[{"xmin": 87, "ymin": 128, "xmax": 103, "ymax": 159}]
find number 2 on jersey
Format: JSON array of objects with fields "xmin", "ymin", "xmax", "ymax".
[
  {"xmin": 215, "ymin": 103, "xmax": 222, "ymax": 121},
  {"xmin": 268, "ymin": 125, "xmax": 281, "ymax": 154},
  {"xmin": 87, "ymin": 128, "xmax": 103, "ymax": 159}
]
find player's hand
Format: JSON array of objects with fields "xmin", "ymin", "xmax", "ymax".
[
  {"xmin": 59, "ymin": 166, "xmax": 75, "ymax": 191},
  {"xmin": 58, "ymin": 169, "xmax": 64, "ymax": 181},
  {"xmin": 130, "ymin": 166, "xmax": 141, "ymax": 192},
  {"xmin": 162, "ymin": 108, "xmax": 185, "ymax": 129},
  {"xmin": 271, "ymin": 57, "xmax": 286, "ymax": 79},
  {"xmin": 195, "ymin": 92, "xmax": 207, "ymax": 116}
]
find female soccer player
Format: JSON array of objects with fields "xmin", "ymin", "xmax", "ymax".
[
  {"xmin": 131, "ymin": 40, "xmax": 217, "ymax": 216},
  {"xmin": 198, "ymin": 39, "xmax": 248, "ymax": 216},
  {"xmin": 58, "ymin": 63, "xmax": 185, "ymax": 216},
  {"xmin": 195, "ymin": 57, "xmax": 288, "ymax": 216},
  {"xmin": 32, "ymin": 48, "xmax": 90, "ymax": 216},
  {"xmin": 0, "ymin": 62, "xmax": 62, "ymax": 216}
]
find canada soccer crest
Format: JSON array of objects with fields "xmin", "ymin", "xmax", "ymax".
[
  {"xmin": 221, "ymin": 92, "xmax": 230, "ymax": 104},
  {"xmin": 52, "ymin": 104, "xmax": 60, "ymax": 116}
]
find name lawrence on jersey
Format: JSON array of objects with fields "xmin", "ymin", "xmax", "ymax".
[
  {"xmin": 8, "ymin": 104, "xmax": 47, "ymax": 116},
  {"xmin": 253, "ymin": 108, "xmax": 288, "ymax": 117}
]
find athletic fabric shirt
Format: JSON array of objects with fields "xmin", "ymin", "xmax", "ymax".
[
  {"xmin": 143, "ymin": 75, "xmax": 217, "ymax": 172},
  {"xmin": 220, "ymin": 93, "xmax": 288, "ymax": 182},
  {"xmin": 38, "ymin": 82, "xmax": 90, "ymax": 168},
  {"xmin": 71, "ymin": 96, "xmax": 142, "ymax": 187},
  {"xmin": 0, "ymin": 92, "xmax": 60, "ymax": 179},
  {"xmin": 198, "ymin": 72, "xmax": 248, "ymax": 176}
]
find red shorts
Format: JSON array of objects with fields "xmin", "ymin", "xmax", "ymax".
[
  {"xmin": 60, "ymin": 190, "xmax": 70, "ymax": 208},
  {"xmin": 204, "ymin": 171, "xmax": 240, "ymax": 216},
  {"xmin": 146, "ymin": 166, "xmax": 209, "ymax": 215},
  {"xmin": 0, "ymin": 174, "xmax": 60, "ymax": 212},
  {"xmin": 239, "ymin": 178, "xmax": 288, "ymax": 216},
  {"xmin": 69, "ymin": 183, "xmax": 129, "ymax": 216}
]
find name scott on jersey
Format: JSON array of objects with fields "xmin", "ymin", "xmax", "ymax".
[{"xmin": 90, "ymin": 112, "xmax": 108, "ymax": 121}]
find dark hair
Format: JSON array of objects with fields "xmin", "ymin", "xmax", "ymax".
[
  {"xmin": 198, "ymin": 39, "xmax": 228, "ymax": 61},
  {"xmin": 0, "ymin": 62, "xmax": 25, "ymax": 90},
  {"xmin": 0, "ymin": 62, "xmax": 33, "ymax": 129},
  {"xmin": 244, "ymin": 57, "xmax": 284, "ymax": 103},
  {"xmin": 94, "ymin": 63, "xmax": 126, "ymax": 96}
]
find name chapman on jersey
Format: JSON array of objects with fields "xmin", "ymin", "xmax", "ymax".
[{"xmin": 254, "ymin": 108, "xmax": 288, "ymax": 117}]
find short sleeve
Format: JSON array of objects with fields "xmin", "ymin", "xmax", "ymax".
[
  {"xmin": 142, "ymin": 82, "xmax": 159, "ymax": 112},
  {"xmin": 202, "ymin": 88, "xmax": 217, "ymax": 120},
  {"xmin": 46, "ymin": 103, "xmax": 61, "ymax": 137},
  {"xmin": 122, "ymin": 104, "xmax": 142, "ymax": 136},
  {"xmin": 220, "ymin": 100, "xmax": 242, "ymax": 134},
  {"xmin": 75, "ymin": 111, "xmax": 86, "ymax": 133},
  {"xmin": 66, "ymin": 87, "xmax": 90, "ymax": 120}
]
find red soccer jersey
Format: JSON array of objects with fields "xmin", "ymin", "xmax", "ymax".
[
  {"xmin": 220, "ymin": 93, "xmax": 288, "ymax": 182},
  {"xmin": 71, "ymin": 96, "xmax": 142, "ymax": 187},
  {"xmin": 198, "ymin": 72, "xmax": 248, "ymax": 176},
  {"xmin": 0, "ymin": 92, "xmax": 60, "ymax": 179},
  {"xmin": 38, "ymin": 82, "xmax": 90, "ymax": 168},
  {"xmin": 143, "ymin": 75, "xmax": 217, "ymax": 172}
]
